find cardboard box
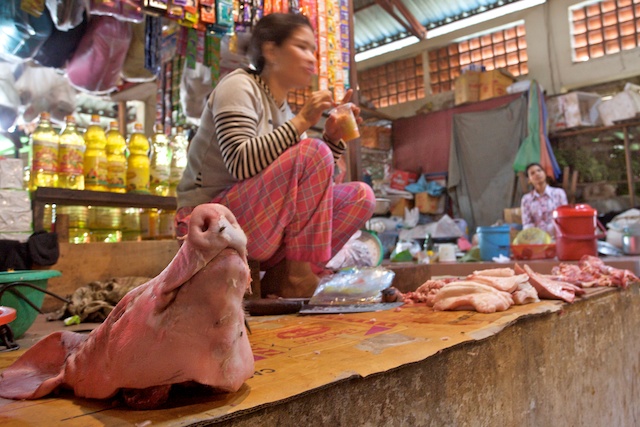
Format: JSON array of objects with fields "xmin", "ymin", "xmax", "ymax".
[
  {"xmin": 454, "ymin": 71, "xmax": 480, "ymax": 105},
  {"xmin": 597, "ymin": 90, "xmax": 640, "ymax": 126},
  {"xmin": 389, "ymin": 170, "xmax": 418, "ymax": 191},
  {"xmin": 360, "ymin": 126, "xmax": 392, "ymax": 150},
  {"xmin": 415, "ymin": 192, "xmax": 444, "ymax": 214},
  {"xmin": 504, "ymin": 207, "xmax": 522, "ymax": 224},
  {"xmin": 479, "ymin": 69, "xmax": 515, "ymax": 101},
  {"xmin": 546, "ymin": 91, "xmax": 601, "ymax": 132},
  {"xmin": 389, "ymin": 197, "xmax": 413, "ymax": 217}
]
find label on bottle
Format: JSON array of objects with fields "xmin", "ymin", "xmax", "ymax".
[
  {"xmin": 107, "ymin": 159, "xmax": 127, "ymax": 191},
  {"xmin": 84, "ymin": 154, "xmax": 108, "ymax": 187},
  {"xmin": 127, "ymin": 156, "xmax": 150, "ymax": 194},
  {"xmin": 32, "ymin": 139, "xmax": 58, "ymax": 173},
  {"xmin": 59, "ymin": 144, "xmax": 85, "ymax": 174}
]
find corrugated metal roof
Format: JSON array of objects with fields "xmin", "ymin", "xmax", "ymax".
[{"xmin": 353, "ymin": 0, "xmax": 520, "ymax": 52}]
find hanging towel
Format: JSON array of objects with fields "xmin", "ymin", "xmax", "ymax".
[{"xmin": 513, "ymin": 81, "xmax": 561, "ymax": 180}]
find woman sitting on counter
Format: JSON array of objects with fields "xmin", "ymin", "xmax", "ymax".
[{"xmin": 520, "ymin": 162, "xmax": 568, "ymax": 238}]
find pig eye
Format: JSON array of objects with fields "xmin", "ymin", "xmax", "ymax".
[{"xmin": 219, "ymin": 226, "xmax": 226, "ymax": 232}]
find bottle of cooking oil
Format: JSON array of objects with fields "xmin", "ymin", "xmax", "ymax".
[
  {"xmin": 126, "ymin": 122, "xmax": 150, "ymax": 194},
  {"xmin": 58, "ymin": 115, "xmax": 85, "ymax": 190},
  {"xmin": 83, "ymin": 114, "xmax": 108, "ymax": 191},
  {"xmin": 105, "ymin": 121, "xmax": 127, "ymax": 193},
  {"xmin": 149, "ymin": 123, "xmax": 172, "ymax": 197},
  {"xmin": 168, "ymin": 126, "xmax": 188, "ymax": 197},
  {"xmin": 29, "ymin": 111, "xmax": 59, "ymax": 191}
]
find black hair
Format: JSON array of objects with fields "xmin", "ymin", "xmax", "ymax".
[
  {"xmin": 525, "ymin": 162, "xmax": 544, "ymax": 176},
  {"xmin": 247, "ymin": 13, "xmax": 313, "ymax": 74}
]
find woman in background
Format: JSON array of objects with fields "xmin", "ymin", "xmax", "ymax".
[
  {"xmin": 175, "ymin": 13, "xmax": 375, "ymax": 298},
  {"xmin": 521, "ymin": 162, "xmax": 568, "ymax": 237}
]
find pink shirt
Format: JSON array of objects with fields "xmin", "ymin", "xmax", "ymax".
[{"xmin": 520, "ymin": 185, "xmax": 568, "ymax": 237}]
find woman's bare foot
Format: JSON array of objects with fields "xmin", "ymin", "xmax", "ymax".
[{"xmin": 261, "ymin": 259, "xmax": 320, "ymax": 298}]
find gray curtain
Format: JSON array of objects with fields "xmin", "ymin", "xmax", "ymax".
[{"xmin": 448, "ymin": 95, "xmax": 528, "ymax": 234}]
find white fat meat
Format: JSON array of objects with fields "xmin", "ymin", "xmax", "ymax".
[
  {"xmin": 432, "ymin": 281, "xmax": 514, "ymax": 313},
  {"xmin": 466, "ymin": 273, "xmax": 529, "ymax": 293}
]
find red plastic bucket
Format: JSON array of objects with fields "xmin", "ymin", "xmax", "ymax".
[{"xmin": 553, "ymin": 204, "xmax": 605, "ymax": 261}]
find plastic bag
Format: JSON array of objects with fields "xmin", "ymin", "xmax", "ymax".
[
  {"xmin": 180, "ymin": 61, "xmax": 213, "ymax": 122},
  {"xmin": 0, "ymin": 0, "xmax": 53, "ymax": 63},
  {"xmin": 45, "ymin": 0, "xmax": 87, "ymax": 31},
  {"xmin": 90, "ymin": 0, "xmax": 144, "ymax": 23},
  {"xmin": 33, "ymin": 15, "xmax": 88, "ymax": 69},
  {"xmin": 66, "ymin": 16, "xmax": 133, "ymax": 95},
  {"xmin": 308, "ymin": 267, "xmax": 396, "ymax": 305},
  {"xmin": 121, "ymin": 21, "xmax": 156, "ymax": 83},
  {"xmin": 0, "ymin": 63, "xmax": 20, "ymax": 130},
  {"xmin": 15, "ymin": 64, "xmax": 77, "ymax": 124}
]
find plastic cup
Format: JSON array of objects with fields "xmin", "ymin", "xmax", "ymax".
[{"xmin": 330, "ymin": 102, "xmax": 360, "ymax": 142}]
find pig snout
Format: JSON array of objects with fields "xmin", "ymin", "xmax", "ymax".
[{"xmin": 188, "ymin": 204, "xmax": 247, "ymax": 258}]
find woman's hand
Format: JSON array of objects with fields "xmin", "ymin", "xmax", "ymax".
[
  {"xmin": 323, "ymin": 89, "xmax": 362, "ymax": 142},
  {"xmin": 290, "ymin": 90, "xmax": 335, "ymax": 136}
]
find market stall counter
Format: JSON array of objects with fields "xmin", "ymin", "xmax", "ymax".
[{"xmin": 1, "ymin": 280, "xmax": 639, "ymax": 426}]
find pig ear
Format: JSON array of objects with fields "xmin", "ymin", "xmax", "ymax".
[{"xmin": 0, "ymin": 331, "xmax": 86, "ymax": 399}]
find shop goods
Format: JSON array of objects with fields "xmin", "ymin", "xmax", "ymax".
[
  {"xmin": 553, "ymin": 204, "xmax": 605, "ymax": 261},
  {"xmin": 169, "ymin": 126, "xmax": 188, "ymax": 197},
  {"xmin": 57, "ymin": 115, "xmax": 85, "ymax": 190},
  {"xmin": 29, "ymin": 111, "xmax": 59, "ymax": 190},
  {"xmin": 126, "ymin": 122, "xmax": 150, "ymax": 194},
  {"xmin": 83, "ymin": 114, "xmax": 108, "ymax": 191},
  {"xmin": 476, "ymin": 225, "xmax": 510, "ymax": 261},
  {"xmin": 105, "ymin": 121, "xmax": 127, "ymax": 193},
  {"xmin": 0, "ymin": 204, "xmax": 254, "ymax": 409},
  {"xmin": 149, "ymin": 123, "xmax": 172, "ymax": 197},
  {"xmin": 516, "ymin": 264, "xmax": 583, "ymax": 303},
  {"xmin": 66, "ymin": 16, "xmax": 133, "ymax": 94}
]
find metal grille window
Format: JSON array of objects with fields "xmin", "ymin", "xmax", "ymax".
[
  {"xmin": 570, "ymin": 0, "xmax": 640, "ymax": 62},
  {"xmin": 358, "ymin": 55, "xmax": 425, "ymax": 108},
  {"xmin": 428, "ymin": 22, "xmax": 528, "ymax": 95}
]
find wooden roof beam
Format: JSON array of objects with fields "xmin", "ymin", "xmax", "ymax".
[{"xmin": 373, "ymin": 0, "xmax": 426, "ymax": 40}]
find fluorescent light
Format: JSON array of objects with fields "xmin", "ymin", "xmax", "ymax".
[
  {"xmin": 355, "ymin": 36, "xmax": 420, "ymax": 62},
  {"xmin": 427, "ymin": 0, "xmax": 546, "ymax": 39}
]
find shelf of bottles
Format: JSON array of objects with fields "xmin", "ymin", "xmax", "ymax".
[{"xmin": 29, "ymin": 112, "xmax": 188, "ymax": 243}]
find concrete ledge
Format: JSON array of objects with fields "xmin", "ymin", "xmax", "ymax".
[{"xmin": 210, "ymin": 285, "xmax": 640, "ymax": 426}]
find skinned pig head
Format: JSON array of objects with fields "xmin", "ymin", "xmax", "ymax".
[{"xmin": 0, "ymin": 203, "xmax": 255, "ymax": 409}]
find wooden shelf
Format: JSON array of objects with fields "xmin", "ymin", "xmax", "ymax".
[
  {"xmin": 31, "ymin": 188, "xmax": 177, "ymax": 231},
  {"xmin": 549, "ymin": 119, "xmax": 639, "ymax": 207},
  {"xmin": 549, "ymin": 119, "xmax": 640, "ymax": 139}
]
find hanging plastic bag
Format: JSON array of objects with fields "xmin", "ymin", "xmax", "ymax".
[
  {"xmin": 0, "ymin": 0, "xmax": 53, "ymax": 63},
  {"xmin": 0, "ymin": 63, "xmax": 19, "ymax": 131},
  {"xmin": 66, "ymin": 16, "xmax": 133, "ymax": 95},
  {"xmin": 15, "ymin": 65, "xmax": 77, "ymax": 124},
  {"xmin": 33, "ymin": 14, "xmax": 88, "ymax": 69},
  {"xmin": 121, "ymin": 21, "xmax": 156, "ymax": 83},
  {"xmin": 90, "ymin": 0, "xmax": 144, "ymax": 22},
  {"xmin": 45, "ymin": 0, "xmax": 87, "ymax": 31}
]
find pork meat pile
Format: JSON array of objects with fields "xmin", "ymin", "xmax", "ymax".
[
  {"xmin": 404, "ymin": 257, "xmax": 639, "ymax": 314},
  {"xmin": 0, "ymin": 203, "xmax": 255, "ymax": 409}
]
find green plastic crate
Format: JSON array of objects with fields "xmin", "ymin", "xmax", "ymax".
[{"xmin": 0, "ymin": 270, "xmax": 62, "ymax": 338}]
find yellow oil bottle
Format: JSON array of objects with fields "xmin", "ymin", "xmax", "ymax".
[
  {"xmin": 168, "ymin": 126, "xmax": 188, "ymax": 197},
  {"xmin": 29, "ymin": 111, "xmax": 59, "ymax": 191},
  {"xmin": 105, "ymin": 121, "xmax": 127, "ymax": 193},
  {"xmin": 149, "ymin": 123, "xmax": 172, "ymax": 197},
  {"xmin": 58, "ymin": 115, "xmax": 85, "ymax": 190},
  {"xmin": 83, "ymin": 114, "xmax": 108, "ymax": 191},
  {"xmin": 126, "ymin": 123, "xmax": 150, "ymax": 194}
]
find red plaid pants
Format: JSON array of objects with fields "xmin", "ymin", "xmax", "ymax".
[{"xmin": 175, "ymin": 139, "xmax": 375, "ymax": 270}]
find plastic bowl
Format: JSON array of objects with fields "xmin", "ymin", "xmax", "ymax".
[
  {"xmin": 511, "ymin": 244, "xmax": 556, "ymax": 260},
  {"xmin": 0, "ymin": 270, "xmax": 62, "ymax": 338}
]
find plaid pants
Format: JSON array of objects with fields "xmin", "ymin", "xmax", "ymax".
[{"xmin": 175, "ymin": 138, "xmax": 375, "ymax": 270}]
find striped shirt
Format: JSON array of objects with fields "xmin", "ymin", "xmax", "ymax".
[{"xmin": 177, "ymin": 69, "xmax": 346, "ymax": 209}]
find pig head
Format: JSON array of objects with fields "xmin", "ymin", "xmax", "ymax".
[{"xmin": 0, "ymin": 203, "xmax": 255, "ymax": 407}]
